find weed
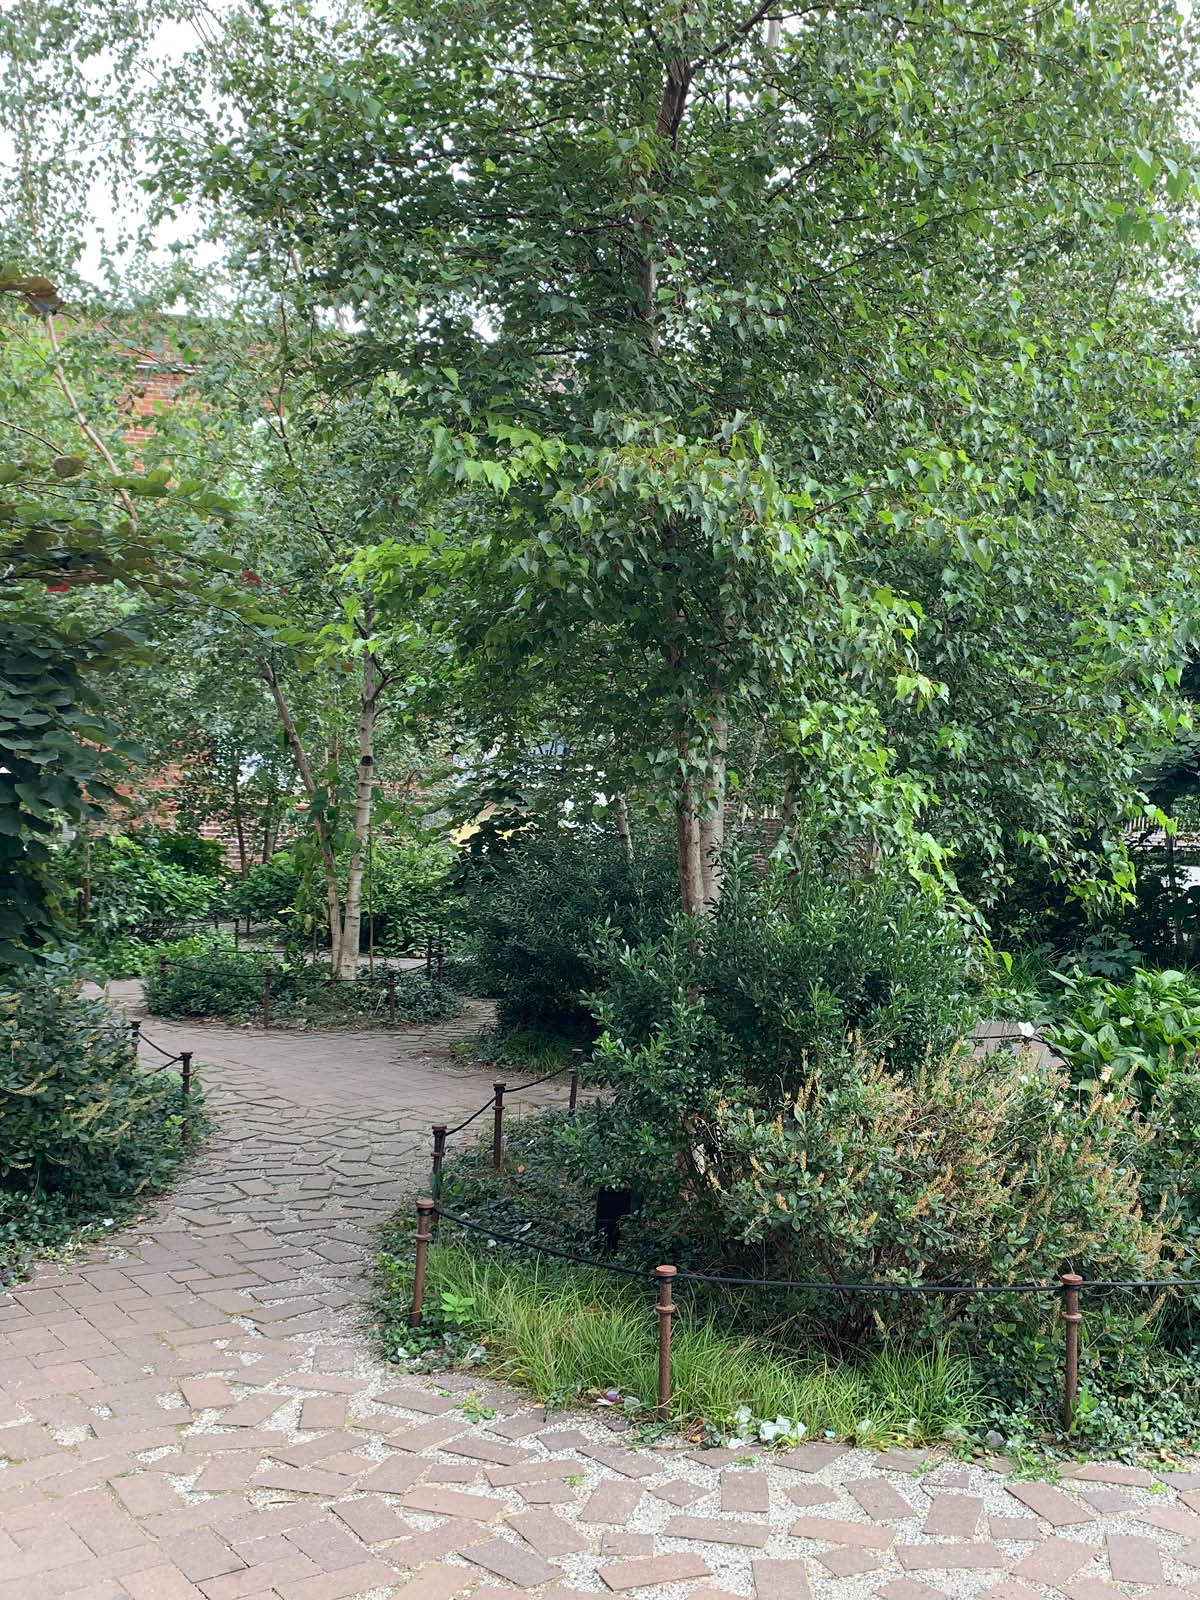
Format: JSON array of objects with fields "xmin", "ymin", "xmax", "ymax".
[
  {"xmin": 458, "ymin": 1392, "xmax": 497, "ymax": 1423},
  {"xmin": 1008, "ymin": 1446, "xmax": 1061, "ymax": 1482}
]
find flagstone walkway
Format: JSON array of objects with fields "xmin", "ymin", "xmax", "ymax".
[{"xmin": 2, "ymin": 993, "xmax": 1199, "ymax": 1600}]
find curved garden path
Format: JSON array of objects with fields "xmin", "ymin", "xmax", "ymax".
[{"xmin": 2, "ymin": 995, "xmax": 1199, "ymax": 1600}]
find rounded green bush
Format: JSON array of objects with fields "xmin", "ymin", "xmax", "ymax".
[{"xmin": 0, "ymin": 979, "xmax": 195, "ymax": 1269}]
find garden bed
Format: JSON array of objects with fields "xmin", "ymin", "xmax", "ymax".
[{"xmin": 141, "ymin": 941, "xmax": 464, "ymax": 1028}]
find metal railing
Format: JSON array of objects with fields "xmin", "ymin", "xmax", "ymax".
[
  {"xmin": 149, "ymin": 942, "xmax": 452, "ymax": 1029},
  {"xmin": 128, "ymin": 1019, "xmax": 195, "ymax": 1145},
  {"xmin": 411, "ymin": 1052, "xmax": 1200, "ymax": 1433}
]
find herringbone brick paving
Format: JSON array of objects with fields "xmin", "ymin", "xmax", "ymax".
[{"xmin": 2, "ymin": 989, "xmax": 1198, "ymax": 1599}]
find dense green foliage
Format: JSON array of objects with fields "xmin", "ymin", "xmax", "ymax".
[
  {"xmin": 0, "ymin": 278, "xmax": 242, "ymax": 971},
  {"xmin": 458, "ymin": 823, "xmax": 678, "ymax": 1032},
  {"xmin": 157, "ymin": 0, "xmax": 1200, "ymax": 913},
  {"xmin": 1043, "ymin": 967, "xmax": 1200, "ymax": 1106},
  {"xmin": 428, "ymin": 862, "xmax": 1200, "ymax": 1446},
  {"xmin": 143, "ymin": 942, "xmax": 462, "ymax": 1025},
  {"xmin": 154, "ymin": 830, "xmax": 225, "ymax": 878},
  {"xmin": 368, "ymin": 843, "xmax": 456, "ymax": 954},
  {"xmin": 227, "ymin": 841, "xmax": 455, "ymax": 956},
  {"xmin": 0, "ymin": 979, "xmax": 197, "ymax": 1271},
  {"xmin": 226, "ymin": 850, "xmax": 303, "ymax": 926},
  {"xmin": 72, "ymin": 833, "xmax": 218, "ymax": 945},
  {"xmin": 0, "ymin": 624, "xmax": 128, "ymax": 966},
  {"xmin": 13, "ymin": 0, "xmax": 1200, "ymax": 1451}
]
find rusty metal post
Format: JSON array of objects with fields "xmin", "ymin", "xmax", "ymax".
[
  {"xmin": 655, "ymin": 1265, "xmax": 677, "ymax": 1421},
  {"xmin": 430, "ymin": 1123, "xmax": 448, "ymax": 1238},
  {"xmin": 431, "ymin": 1124, "xmax": 448, "ymax": 1191},
  {"xmin": 262, "ymin": 967, "xmax": 272, "ymax": 1029},
  {"xmin": 129, "ymin": 1019, "xmax": 141, "ymax": 1050},
  {"xmin": 437, "ymin": 927, "xmax": 445, "ymax": 983},
  {"xmin": 234, "ymin": 918, "xmax": 240, "ymax": 948},
  {"xmin": 180, "ymin": 1050, "xmax": 192, "ymax": 1143},
  {"xmin": 387, "ymin": 970, "xmax": 397, "ymax": 1025},
  {"xmin": 492, "ymin": 1081, "xmax": 506, "ymax": 1170},
  {"xmin": 426, "ymin": 934, "xmax": 433, "ymax": 977},
  {"xmin": 569, "ymin": 1048, "xmax": 581, "ymax": 1113},
  {"xmin": 1062, "ymin": 1272, "xmax": 1083, "ymax": 1430},
  {"xmin": 158, "ymin": 954, "xmax": 167, "ymax": 983},
  {"xmin": 411, "ymin": 1197, "xmax": 435, "ymax": 1327}
]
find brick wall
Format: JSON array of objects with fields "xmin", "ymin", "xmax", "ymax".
[{"xmin": 122, "ymin": 362, "xmax": 188, "ymax": 447}]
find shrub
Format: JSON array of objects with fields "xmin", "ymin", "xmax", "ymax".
[
  {"xmin": 458, "ymin": 822, "xmax": 678, "ymax": 1033},
  {"xmin": 143, "ymin": 941, "xmax": 462, "ymax": 1025},
  {"xmin": 709, "ymin": 1050, "xmax": 1159, "ymax": 1358},
  {"xmin": 154, "ymin": 830, "xmax": 225, "ymax": 878},
  {"xmin": 560, "ymin": 860, "xmax": 976, "ymax": 1199},
  {"xmin": 138, "ymin": 932, "xmax": 237, "ymax": 972},
  {"xmin": 441, "ymin": 1046, "xmax": 1180, "ymax": 1441},
  {"xmin": 72, "ymin": 833, "xmax": 218, "ymax": 946},
  {"xmin": 143, "ymin": 943, "xmax": 269, "ymax": 1018},
  {"xmin": 362, "ymin": 972, "xmax": 463, "ymax": 1024},
  {"xmin": 0, "ymin": 979, "xmax": 195, "ymax": 1271},
  {"xmin": 1042, "ymin": 966, "xmax": 1200, "ymax": 1106},
  {"xmin": 226, "ymin": 849, "xmax": 304, "ymax": 926},
  {"xmin": 227, "ymin": 841, "xmax": 455, "ymax": 956},
  {"xmin": 369, "ymin": 843, "xmax": 456, "ymax": 954}
]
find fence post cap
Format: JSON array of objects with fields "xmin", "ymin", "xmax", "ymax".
[
  {"xmin": 1060, "ymin": 1271, "xmax": 1084, "ymax": 1285},
  {"xmin": 416, "ymin": 1195, "xmax": 436, "ymax": 1211},
  {"xmin": 494, "ymin": 1080, "xmax": 506, "ymax": 1092},
  {"xmin": 432, "ymin": 1123, "xmax": 448, "ymax": 1134},
  {"xmin": 655, "ymin": 1264, "xmax": 677, "ymax": 1278}
]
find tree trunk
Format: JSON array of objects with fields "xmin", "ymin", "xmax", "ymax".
[
  {"xmin": 614, "ymin": 792, "xmax": 635, "ymax": 865},
  {"xmin": 675, "ymin": 777, "xmax": 706, "ymax": 917},
  {"xmin": 697, "ymin": 712, "xmax": 727, "ymax": 910},
  {"xmin": 336, "ymin": 653, "xmax": 380, "ymax": 979},
  {"xmin": 230, "ymin": 767, "xmax": 249, "ymax": 878},
  {"xmin": 259, "ymin": 658, "xmax": 344, "ymax": 969}
]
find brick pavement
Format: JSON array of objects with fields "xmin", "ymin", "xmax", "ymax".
[{"xmin": 2, "ymin": 992, "xmax": 1200, "ymax": 1599}]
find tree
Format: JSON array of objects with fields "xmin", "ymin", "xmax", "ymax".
[
  {"xmin": 152, "ymin": 0, "xmax": 1200, "ymax": 915},
  {"xmin": 0, "ymin": 272, "xmax": 240, "ymax": 963}
]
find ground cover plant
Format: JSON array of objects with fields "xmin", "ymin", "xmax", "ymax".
[
  {"xmin": 1041, "ymin": 967, "xmax": 1200, "ymax": 1106},
  {"xmin": 142, "ymin": 940, "xmax": 462, "ymax": 1026},
  {"xmin": 0, "ymin": 978, "xmax": 201, "ymax": 1276}
]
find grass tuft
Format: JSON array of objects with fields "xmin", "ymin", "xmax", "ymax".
[{"xmin": 377, "ymin": 1241, "xmax": 981, "ymax": 1443}]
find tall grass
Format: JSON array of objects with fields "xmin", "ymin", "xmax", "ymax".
[{"xmin": 377, "ymin": 1243, "xmax": 981, "ymax": 1443}]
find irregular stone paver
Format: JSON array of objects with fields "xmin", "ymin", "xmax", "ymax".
[
  {"xmin": 847, "ymin": 1477, "xmax": 915, "ymax": 1522},
  {"xmin": 4, "ymin": 987, "xmax": 1200, "ymax": 1599}
]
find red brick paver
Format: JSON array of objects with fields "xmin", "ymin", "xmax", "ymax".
[{"xmin": 3, "ymin": 987, "xmax": 1200, "ymax": 1599}]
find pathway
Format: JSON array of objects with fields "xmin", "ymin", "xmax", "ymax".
[{"xmin": 2, "ymin": 995, "xmax": 1199, "ymax": 1600}]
